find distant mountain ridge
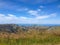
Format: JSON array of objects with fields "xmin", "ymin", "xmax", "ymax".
[
  {"xmin": 0, "ymin": 24, "xmax": 60, "ymax": 34},
  {"xmin": 0, "ymin": 24, "xmax": 19, "ymax": 33}
]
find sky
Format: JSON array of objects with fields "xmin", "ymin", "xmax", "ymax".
[{"xmin": 0, "ymin": 0, "xmax": 60, "ymax": 24}]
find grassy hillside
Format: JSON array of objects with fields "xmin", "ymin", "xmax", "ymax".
[{"xmin": 0, "ymin": 24, "xmax": 60, "ymax": 45}]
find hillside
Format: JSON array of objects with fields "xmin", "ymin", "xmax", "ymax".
[{"xmin": 0, "ymin": 24, "xmax": 60, "ymax": 45}]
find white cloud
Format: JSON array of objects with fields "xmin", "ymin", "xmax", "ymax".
[
  {"xmin": 37, "ymin": 9, "xmax": 41, "ymax": 11},
  {"xmin": 28, "ymin": 9, "xmax": 57, "ymax": 18},
  {"xmin": 36, "ymin": 15, "xmax": 50, "ymax": 19},
  {"xmin": 50, "ymin": 13, "xmax": 57, "ymax": 17},
  {"xmin": 28, "ymin": 10, "xmax": 40, "ymax": 16},
  {"xmin": 0, "ymin": 14, "xmax": 5, "ymax": 17},
  {"xmin": 19, "ymin": 16, "xmax": 28, "ymax": 20},
  {"xmin": 0, "ymin": 14, "xmax": 29, "ymax": 24},
  {"xmin": 36, "ymin": 13, "xmax": 56, "ymax": 19},
  {"xmin": 0, "ymin": 13, "xmax": 57, "ymax": 24}
]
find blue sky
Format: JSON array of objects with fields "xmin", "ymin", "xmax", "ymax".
[{"xmin": 0, "ymin": 0, "xmax": 60, "ymax": 24}]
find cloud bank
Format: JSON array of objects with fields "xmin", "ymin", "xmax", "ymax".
[{"xmin": 0, "ymin": 13, "xmax": 56, "ymax": 24}]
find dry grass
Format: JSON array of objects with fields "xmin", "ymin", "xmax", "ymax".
[{"xmin": 0, "ymin": 26, "xmax": 60, "ymax": 45}]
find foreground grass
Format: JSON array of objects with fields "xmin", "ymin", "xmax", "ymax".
[{"xmin": 0, "ymin": 35, "xmax": 60, "ymax": 45}]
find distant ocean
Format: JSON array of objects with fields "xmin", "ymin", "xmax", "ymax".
[{"xmin": 18, "ymin": 24, "xmax": 60, "ymax": 26}]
